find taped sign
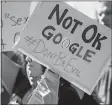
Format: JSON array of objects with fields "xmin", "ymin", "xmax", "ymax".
[{"xmin": 14, "ymin": 2, "xmax": 111, "ymax": 95}]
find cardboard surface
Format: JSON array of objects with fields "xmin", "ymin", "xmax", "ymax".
[{"xmin": 14, "ymin": 2, "xmax": 111, "ymax": 95}]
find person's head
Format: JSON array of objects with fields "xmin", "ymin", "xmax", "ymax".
[
  {"xmin": 96, "ymin": 1, "xmax": 112, "ymax": 29},
  {"xmin": 3, "ymin": 51, "xmax": 26, "ymax": 66},
  {"xmin": 25, "ymin": 57, "xmax": 46, "ymax": 80}
]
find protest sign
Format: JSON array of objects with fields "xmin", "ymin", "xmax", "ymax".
[
  {"xmin": 14, "ymin": 2, "xmax": 111, "ymax": 95},
  {"xmin": 1, "ymin": 1, "xmax": 30, "ymax": 51}
]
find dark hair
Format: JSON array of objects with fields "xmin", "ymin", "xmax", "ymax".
[
  {"xmin": 11, "ymin": 51, "xmax": 26, "ymax": 66},
  {"xmin": 60, "ymin": 77, "xmax": 70, "ymax": 87}
]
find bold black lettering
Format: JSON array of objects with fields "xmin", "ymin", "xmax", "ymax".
[
  {"xmin": 92, "ymin": 33, "xmax": 107, "ymax": 50},
  {"xmin": 42, "ymin": 26, "xmax": 56, "ymax": 40},
  {"xmin": 83, "ymin": 49, "xmax": 96, "ymax": 63},
  {"xmin": 71, "ymin": 19, "xmax": 83, "ymax": 34},
  {"xmin": 82, "ymin": 25, "xmax": 97, "ymax": 43},
  {"xmin": 69, "ymin": 43, "xmax": 79, "ymax": 54},
  {"xmin": 76, "ymin": 46, "xmax": 83, "ymax": 58},
  {"xmin": 53, "ymin": 33, "xmax": 62, "ymax": 44},
  {"xmin": 62, "ymin": 17, "xmax": 72, "ymax": 29},
  {"xmin": 48, "ymin": 4, "xmax": 68, "ymax": 25}
]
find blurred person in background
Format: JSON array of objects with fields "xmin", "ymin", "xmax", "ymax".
[
  {"xmin": 96, "ymin": 1, "xmax": 112, "ymax": 28},
  {"xmin": 21, "ymin": 57, "xmax": 46, "ymax": 104},
  {"xmin": 9, "ymin": 56, "xmax": 46, "ymax": 104},
  {"xmin": 10, "ymin": 55, "xmax": 81, "ymax": 105},
  {"xmin": 94, "ymin": 1, "xmax": 112, "ymax": 105},
  {"xmin": 2, "ymin": 51, "xmax": 27, "ymax": 104}
]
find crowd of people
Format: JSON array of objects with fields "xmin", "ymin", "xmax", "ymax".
[{"xmin": 1, "ymin": 1, "xmax": 112, "ymax": 105}]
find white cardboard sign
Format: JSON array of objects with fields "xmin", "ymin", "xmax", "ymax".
[
  {"xmin": 1, "ymin": 1, "xmax": 30, "ymax": 51},
  {"xmin": 14, "ymin": 2, "xmax": 111, "ymax": 95}
]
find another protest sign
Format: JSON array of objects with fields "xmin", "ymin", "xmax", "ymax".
[
  {"xmin": 1, "ymin": 1, "xmax": 30, "ymax": 51},
  {"xmin": 14, "ymin": 2, "xmax": 111, "ymax": 95}
]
